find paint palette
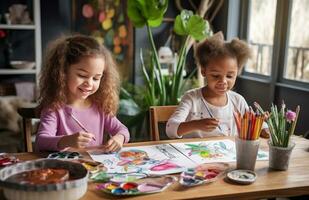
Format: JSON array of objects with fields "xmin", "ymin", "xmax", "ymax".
[
  {"xmin": 0, "ymin": 154, "xmax": 19, "ymax": 167},
  {"xmin": 226, "ymin": 169, "xmax": 257, "ymax": 185},
  {"xmin": 71, "ymin": 159, "xmax": 106, "ymax": 174},
  {"xmin": 180, "ymin": 162, "xmax": 229, "ymax": 187},
  {"xmin": 97, "ymin": 176, "xmax": 177, "ymax": 196},
  {"xmin": 47, "ymin": 151, "xmax": 82, "ymax": 159}
]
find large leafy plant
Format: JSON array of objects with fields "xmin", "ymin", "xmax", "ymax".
[
  {"xmin": 119, "ymin": 0, "xmax": 212, "ymax": 139},
  {"xmin": 127, "ymin": 0, "xmax": 212, "ymax": 106}
]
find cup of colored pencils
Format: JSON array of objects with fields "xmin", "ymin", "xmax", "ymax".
[
  {"xmin": 234, "ymin": 108, "xmax": 265, "ymax": 140},
  {"xmin": 233, "ymin": 108, "xmax": 265, "ymax": 171}
]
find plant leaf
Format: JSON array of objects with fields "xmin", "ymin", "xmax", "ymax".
[{"xmin": 127, "ymin": 0, "xmax": 168, "ymax": 28}]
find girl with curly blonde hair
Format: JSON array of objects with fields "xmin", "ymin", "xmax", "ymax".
[
  {"xmin": 166, "ymin": 32, "xmax": 269, "ymax": 139},
  {"xmin": 35, "ymin": 34, "xmax": 129, "ymax": 152}
]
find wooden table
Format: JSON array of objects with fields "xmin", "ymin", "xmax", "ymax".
[{"xmin": 7, "ymin": 136, "xmax": 309, "ymax": 200}]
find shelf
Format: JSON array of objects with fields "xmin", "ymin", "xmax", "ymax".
[
  {"xmin": 0, "ymin": 24, "xmax": 36, "ymax": 30},
  {"xmin": 0, "ymin": 69, "xmax": 36, "ymax": 75}
]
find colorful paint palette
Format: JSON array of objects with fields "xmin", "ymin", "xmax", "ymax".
[
  {"xmin": 47, "ymin": 151, "xmax": 82, "ymax": 159},
  {"xmin": 180, "ymin": 163, "xmax": 229, "ymax": 187},
  {"xmin": 0, "ymin": 154, "xmax": 19, "ymax": 167},
  {"xmin": 97, "ymin": 176, "xmax": 176, "ymax": 196},
  {"xmin": 226, "ymin": 169, "xmax": 257, "ymax": 185}
]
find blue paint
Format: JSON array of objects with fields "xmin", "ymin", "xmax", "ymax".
[{"xmin": 111, "ymin": 188, "xmax": 126, "ymax": 195}]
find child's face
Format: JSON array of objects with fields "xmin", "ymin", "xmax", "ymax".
[
  {"xmin": 67, "ymin": 56, "xmax": 105, "ymax": 103},
  {"xmin": 201, "ymin": 56, "xmax": 238, "ymax": 96}
]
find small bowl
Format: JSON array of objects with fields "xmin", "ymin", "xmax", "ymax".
[
  {"xmin": 10, "ymin": 61, "xmax": 35, "ymax": 69},
  {"xmin": 226, "ymin": 169, "xmax": 257, "ymax": 185},
  {"xmin": 0, "ymin": 159, "xmax": 88, "ymax": 200}
]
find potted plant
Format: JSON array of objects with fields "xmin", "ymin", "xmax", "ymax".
[
  {"xmin": 119, "ymin": 0, "xmax": 212, "ymax": 140},
  {"xmin": 254, "ymin": 102, "xmax": 300, "ymax": 170}
]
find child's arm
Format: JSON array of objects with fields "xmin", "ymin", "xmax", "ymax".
[
  {"xmin": 103, "ymin": 114, "xmax": 130, "ymax": 152},
  {"xmin": 35, "ymin": 110, "xmax": 63, "ymax": 151},
  {"xmin": 166, "ymin": 91, "xmax": 219, "ymax": 138},
  {"xmin": 260, "ymin": 128, "xmax": 270, "ymax": 138},
  {"xmin": 177, "ymin": 118, "xmax": 219, "ymax": 136},
  {"xmin": 36, "ymin": 109, "xmax": 95, "ymax": 151}
]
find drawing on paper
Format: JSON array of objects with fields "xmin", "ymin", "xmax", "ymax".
[
  {"xmin": 89, "ymin": 144, "xmax": 196, "ymax": 175},
  {"xmin": 185, "ymin": 141, "xmax": 232, "ymax": 159},
  {"xmin": 172, "ymin": 140, "xmax": 268, "ymax": 164},
  {"xmin": 89, "ymin": 140, "xmax": 269, "ymax": 175}
]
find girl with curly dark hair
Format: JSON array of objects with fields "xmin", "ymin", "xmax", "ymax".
[
  {"xmin": 166, "ymin": 32, "xmax": 269, "ymax": 139},
  {"xmin": 35, "ymin": 34, "xmax": 129, "ymax": 152}
]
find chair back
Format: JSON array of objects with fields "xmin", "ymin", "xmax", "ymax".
[
  {"xmin": 149, "ymin": 105, "xmax": 177, "ymax": 141},
  {"xmin": 17, "ymin": 106, "xmax": 39, "ymax": 152}
]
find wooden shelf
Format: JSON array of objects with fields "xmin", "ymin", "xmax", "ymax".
[
  {"xmin": 0, "ymin": 24, "xmax": 36, "ymax": 30},
  {"xmin": 0, "ymin": 69, "xmax": 36, "ymax": 75}
]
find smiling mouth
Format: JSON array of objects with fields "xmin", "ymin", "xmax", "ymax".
[
  {"xmin": 216, "ymin": 88, "xmax": 226, "ymax": 91},
  {"xmin": 79, "ymin": 88, "xmax": 92, "ymax": 94}
]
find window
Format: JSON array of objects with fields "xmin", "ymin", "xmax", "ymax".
[
  {"xmin": 245, "ymin": 0, "xmax": 277, "ymax": 76},
  {"xmin": 284, "ymin": 0, "xmax": 309, "ymax": 83}
]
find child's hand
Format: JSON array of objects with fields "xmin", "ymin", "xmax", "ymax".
[
  {"xmin": 58, "ymin": 131, "xmax": 95, "ymax": 149},
  {"xmin": 104, "ymin": 134, "xmax": 125, "ymax": 153},
  {"xmin": 195, "ymin": 118, "xmax": 219, "ymax": 132},
  {"xmin": 260, "ymin": 128, "xmax": 270, "ymax": 138}
]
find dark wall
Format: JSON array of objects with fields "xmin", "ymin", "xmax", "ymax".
[{"xmin": 41, "ymin": 0, "xmax": 72, "ymax": 55}]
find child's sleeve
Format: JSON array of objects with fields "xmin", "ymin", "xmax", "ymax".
[
  {"xmin": 35, "ymin": 110, "xmax": 63, "ymax": 151},
  {"xmin": 166, "ymin": 93, "xmax": 193, "ymax": 139},
  {"xmin": 104, "ymin": 114, "xmax": 130, "ymax": 143}
]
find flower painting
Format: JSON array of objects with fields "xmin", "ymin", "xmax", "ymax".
[{"xmin": 73, "ymin": 0, "xmax": 133, "ymax": 81}]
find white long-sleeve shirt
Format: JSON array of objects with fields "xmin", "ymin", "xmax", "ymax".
[{"xmin": 166, "ymin": 88, "xmax": 249, "ymax": 139}]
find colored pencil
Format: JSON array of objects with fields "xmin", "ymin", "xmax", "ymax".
[{"xmin": 234, "ymin": 109, "xmax": 265, "ymax": 140}]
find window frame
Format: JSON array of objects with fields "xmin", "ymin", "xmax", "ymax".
[{"xmin": 238, "ymin": 0, "xmax": 309, "ymax": 90}]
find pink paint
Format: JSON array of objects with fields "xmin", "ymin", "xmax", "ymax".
[
  {"xmin": 150, "ymin": 161, "xmax": 179, "ymax": 171},
  {"xmin": 137, "ymin": 183, "xmax": 163, "ymax": 193}
]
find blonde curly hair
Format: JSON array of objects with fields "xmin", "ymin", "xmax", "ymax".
[
  {"xmin": 39, "ymin": 34, "xmax": 120, "ymax": 116},
  {"xmin": 195, "ymin": 32, "xmax": 252, "ymax": 74}
]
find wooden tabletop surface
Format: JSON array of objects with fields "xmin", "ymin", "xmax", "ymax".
[{"xmin": 6, "ymin": 136, "xmax": 309, "ymax": 200}]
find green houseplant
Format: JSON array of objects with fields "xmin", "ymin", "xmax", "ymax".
[
  {"xmin": 254, "ymin": 102, "xmax": 300, "ymax": 170},
  {"xmin": 119, "ymin": 0, "xmax": 212, "ymax": 140}
]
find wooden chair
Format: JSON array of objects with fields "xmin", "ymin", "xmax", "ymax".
[
  {"xmin": 149, "ymin": 105, "xmax": 177, "ymax": 141},
  {"xmin": 17, "ymin": 105, "xmax": 39, "ymax": 152}
]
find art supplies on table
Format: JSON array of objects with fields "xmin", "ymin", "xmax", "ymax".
[
  {"xmin": 226, "ymin": 169, "xmax": 257, "ymax": 185},
  {"xmin": 234, "ymin": 108, "xmax": 265, "ymax": 140},
  {"xmin": 89, "ymin": 140, "xmax": 268, "ymax": 176},
  {"xmin": 47, "ymin": 151, "xmax": 82, "ymax": 159},
  {"xmin": 0, "ymin": 154, "xmax": 19, "ymax": 167},
  {"xmin": 96, "ymin": 176, "xmax": 177, "ymax": 196},
  {"xmin": 180, "ymin": 163, "xmax": 229, "ymax": 187}
]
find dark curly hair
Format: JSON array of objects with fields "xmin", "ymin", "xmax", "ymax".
[
  {"xmin": 195, "ymin": 32, "xmax": 252, "ymax": 74},
  {"xmin": 38, "ymin": 34, "xmax": 120, "ymax": 116}
]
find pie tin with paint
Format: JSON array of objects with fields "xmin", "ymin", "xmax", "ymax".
[{"xmin": 0, "ymin": 159, "xmax": 88, "ymax": 200}]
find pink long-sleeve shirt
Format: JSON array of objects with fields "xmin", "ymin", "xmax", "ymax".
[{"xmin": 35, "ymin": 104, "xmax": 130, "ymax": 152}]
